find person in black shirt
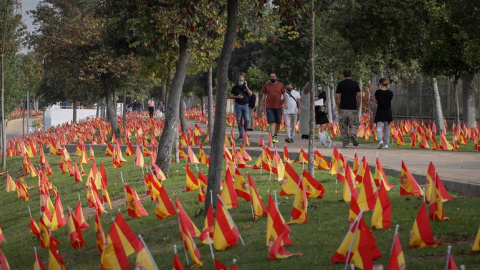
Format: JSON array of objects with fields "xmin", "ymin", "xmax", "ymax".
[
  {"xmin": 230, "ymin": 75, "xmax": 252, "ymax": 139},
  {"xmin": 374, "ymin": 78, "xmax": 394, "ymax": 149},
  {"xmin": 335, "ymin": 70, "xmax": 361, "ymax": 148}
]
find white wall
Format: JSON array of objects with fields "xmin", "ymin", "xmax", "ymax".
[{"xmin": 44, "ymin": 105, "xmax": 97, "ymax": 129}]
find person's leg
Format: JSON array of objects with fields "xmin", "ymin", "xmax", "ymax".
[
  {"xmin": 242, "ymin": 105, "xmax": 249, "ymax": 135},
  {"xmin": 266, "ymin": 108, "xmax": 276, "ymax": 137},
  {"xmin": 376, "ymin": 122, "xmax": 384, "ymax": 148},
  {"xmin": 234, "ymin": 103, "xmax": 244, "ymax": 138},
  {"xmin": 383, "ymin": 121, "xmax": 391, "ymax": 147},
  {"xmin": 339, "ymin": 110, "xmax": 349, "ymax": 146},
  {"xmin": 274, "ymin": 109, "xmax": 282, "ymax": 135},
  {"xmin": 248, "ymin": 108, "xmax": 254, "ymax": 129},
  {"xmin": 349, "ymin": 110, "xmax": 360, "ymax": 146},
  {"xmin": 291, "ymin": 113, "xmax": 297, "ymax": 140},
  {"xmin": 284, "ymin": 113, "xmax": 292, "ymax": 139}
]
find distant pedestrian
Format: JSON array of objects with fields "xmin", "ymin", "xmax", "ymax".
[
  {"xmin": 230, "ymin": 75, "xmax": 252, "ymax": 140},
  {"xmin": 315, "ymin": 83, "xmax": 331, "ymax": 147},
  {"xmin": 247, "ymin": 92, "xmax": 256, "ymax": 131},
  {"xmin": 300, "ymin": 82, "xmax": 312, "ymax": 139},
  {"xmin": 283, "ymin": 82, "xmax": 301, "ymax": 143},
  {"xmin": 335, "ymin": 70, "xmax": 361, "ymax": 148},
  {"xmin": 374, "ymin": 78, "xmax": 394, "ymax": 149},
  {"xmin": 260, "ymin": 73, "xmax": 287, "ymax": 144},
  {"xmin": 148, "ymin": 98, "xmax": 155, "ymax": 118}
]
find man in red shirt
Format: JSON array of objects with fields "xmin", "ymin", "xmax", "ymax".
[{"xmin": 260, "ymin": 73, "xmax": 287, "ymax": 144}]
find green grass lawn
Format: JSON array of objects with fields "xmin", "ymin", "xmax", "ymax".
[{"xmin": 1, "ymin": 151, "xmax": 480, "ymax": 269}]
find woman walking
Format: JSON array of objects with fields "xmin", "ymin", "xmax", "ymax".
[
  {"xmin": 374, "ymin": 78, "xmax": 394, "ymax": 149},
  {"xmin": 315, "ymin": 83, "xmax": 330, "ymax": 147}
]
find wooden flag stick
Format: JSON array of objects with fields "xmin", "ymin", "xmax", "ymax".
[
  {"xmin": 207, "ymin": 232, "xmax": 215, "ymax": 261},
  {"xmin": 34, "ymin": 247, "xmax": 40, "ymax": 270},
  {"xmin": 176, "ymin": 210, "xmax": 190, "ymax": 265},
  {"xmin": 344, "ymin": 210, "xmax": 364, "ymax": 270},
  {"xmin": 446, "ymin": 245, "xmax": 451, "ymax": 270},
  {"xmin": 389, "ymin": 224, "xmax": 399, "ymax": 259},
  {"xmin": 138, "ymin": 234, "xmax": 159, "ymax": 270},
  {"xmin": 28, "ymin": 206, "xmax": 32, "ymax": 218}
]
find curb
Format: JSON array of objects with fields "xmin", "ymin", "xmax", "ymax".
[{"xmin": 58, "ymin": 144, "xmax": 480, "ymax": 197}]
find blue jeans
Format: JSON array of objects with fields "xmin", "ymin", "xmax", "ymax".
[{"xmin": 235, "ymin": 103, "xmax": 250, "ymax": 138}]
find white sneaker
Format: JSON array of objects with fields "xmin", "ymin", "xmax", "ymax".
[
  {"xmin": 384, "ymin": 144, "xmax": 389, "ymax": 149},
  {"xmin": 377, "ymin": 142, "xmax": 384, "ymax": 149}
]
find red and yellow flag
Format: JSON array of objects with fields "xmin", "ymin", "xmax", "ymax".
[
  {"xmin": 67, "ymin": 211, "xmax": 86, "ymax": 248},
  {"xmin": 48, "ymin": 237, "xmax": 66, "ymax": 270},
  {"xmin": 200, "ymin": 204, "xmax": 214, "ymax": 245},
  {"xmin": 50, "ymin": 194, "xmax": 67, "ymax": 231},
  {"xmin": 400, "ymin": 161, "xmax": 424, "ymax": 197},
  {"xmin": 220, "ymin": 170, "xmax": 238, "ymax": 209},
  {"xmin": 95, "ymin": 214, "xmax": 106, "ymax": 253},
  {"xmin": 5, "ymin": 172, "xmax": 16, "ymax": 192},
  {"xmin": 266, "ymin": 193, "xmax": 292, "ymax": 247},
  {"xmin": 124, "ymin": 183, "xmax": 148, "ymax": 218},
  {"xmin": 155, "ymin": 184, "xmax": 176, "ymax": 220},
  {"xmin": 371, "ymin": 182, "xmax": 391, "ymax": 230},
  {"xmin": 471, "ymin": 222, "xmax": 480, "ymax": 252},
  {"xmin": 268, "ymin": 224, "xmax": 302, "ymax": 260},
  {"xmin": 248, "ymin": 174, "xmax": 267, "ymax": 220},
  {"xmin": 357, "ymin": 165, "xmax": 377, "ymax": 212},
  {"xmin": 287, "ymin": 180, "xmax": 308, "ymax": 224},
  {"xmin": 234, "ymin": 169, "xmax": 251, "ymax": 201},
  {"xmin": 175, "ymin": 196, "xmax": 201, "ymax": 238},
  {"xmin": 185, "ymin": 164, "xmax": 199, "ymax": 192},
  {"xmin": 279, "ymin": 162, "xmax": 300, "ymax": 196},
  {"xmin": 302, "ymin": 170, "xmax": 325, "ymax": 198},
  {"xmin": 101, "ymin": 212, "xmax": 142, "ymax": 270},
  {"xmin": 75, "ymin": 201, "xmax": 89, "ymax": 230},
  {"xmin": 388, "ymin": 229, "xmax": 406, "ymax": 270},
  {"xmin": 374, "ymin": 157, "xmax": 393, "ymax": 191},
  {"xmin": 213, "ymin": 198, "xmax": 240, "ymax": 250},
  {"xmin": 135, "ymin": 145, "xmax": 145, "ymax": 167},
  {"xmin": 409, "ymin": 202, "xmax": 441, "ymax": 248}
]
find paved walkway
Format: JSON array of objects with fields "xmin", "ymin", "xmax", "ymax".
[
  {"xmin": 6, "ymin": 117, "xmax": 39, "ymax": 140},
  {"xmin": 221, "ymin": 123, "xmax": 480, "ymax": 188}
]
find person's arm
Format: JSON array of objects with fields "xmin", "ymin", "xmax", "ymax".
[
  {"xmin": 260, "ymin": 92, "xmax": 266, "ymax": 112},
  {"xmin": 230, "ymin": 88, "xmax": 241, "ymax": 99},
  {"xmin": 297, "ymin": 97, "xmax": 301, "ymax": 114},
  {"xmin": 245, "ymin": 83, "xmax": 252, "ymax": 96},
  {"xmin": 356, "ymin": 92, "xmax": 361, "ymax": 109},
  {"xmin": 335, "ymin": 93, "xmax": 341, "ymax": 110}
]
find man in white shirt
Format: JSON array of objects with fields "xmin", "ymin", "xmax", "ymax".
[{"xmin": 284, "ymin": 82, "xmax": 301, "ymax": 143}]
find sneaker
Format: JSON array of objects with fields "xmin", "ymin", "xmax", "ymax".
[
  {"xmin": 247, "ymin": 128, "xmax": 253, "ymax": 131},
  {"xmin": 272, "ymin": 136, "xmax": 278, "ymax": 144},
  {"xmin": 384, "ymin": 144, "xmax": 389, "ymax": 149},
  {"xmin": 377, "ymin": 142, "xmax": 384, "ymax": 149},
  {"xmin": 237, "ymin": 136, "xmax": 243, "ymax": 141},
  {"xmin": 350, "ymin": 135, "xmax": 359, "ymax": 146},
  {"xmin": 290, "ymin": 138, "xmax": 294, "ymax": 143},
  {"xmin": 285, "ymin": 138, "xmax": 291, "ymax": 143},
  {"xmin": 343, "ymin": 143, "xmax": 349, "ymax": 148}
]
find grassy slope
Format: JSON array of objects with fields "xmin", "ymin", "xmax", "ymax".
[{"xmin": 1, "ymin": 151, "xmax": 480, "ymax": 269}]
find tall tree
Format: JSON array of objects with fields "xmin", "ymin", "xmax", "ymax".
[
  {"xmin": 1, "ymin": 0, "xmax": 24, "ymax": 169},
  {"xmin": 205, "ymin": 0, "xmax": 239, "ymax": 211},
  {"xmin": 307, "ymin": 0, "xmax": 315, "ymax": 175}
]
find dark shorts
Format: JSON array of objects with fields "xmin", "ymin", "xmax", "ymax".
[{"xmin": 266, "ymin": 108, "xmax": 283, "ymax": 124}]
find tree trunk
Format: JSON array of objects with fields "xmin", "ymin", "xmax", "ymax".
[
  {"xmin": 358, "ymin": 77, "xmax": 363, "ymax": 123},
  {"xmin": 462, "ymin": 73, "xmax": 476, "ymax": 127},
  {"xmin": 307, "ymin": 0, "xmax": 315, "ymax": 175},
  {"xmin": 122, "ymin": 88, "xmax": 127, "ymax": 130},
  {"xmin": 155, "ymin": 35, "xmax": 191, "ymax": 175},
  {"xmin": 453, "ymin": 76, "xmax": 460, "ymax": 127},
  {"xmin": 206, "ymin": 0, "xmax": 238, "ymax": 211},
  {"xmin": 207, "ymin": 66, "xmax": 214, "ymax": 142},
  {"xmin": 326, "ymin": 84, "xmax": 333, "ymax": 122},
  {"xmin": 1, "ymin": 53, "xmax": 6, "ymax": 169},
  {"xmin": 431, "ymin": 77, "xmax": 445, "ymax": 133},
  {"xmin": 329, "ymin": 73, "xmax": 338, "ymax": 122},
  {"xmin": 72, "ymin": 97, "xmax": 77, "ymax": 123},
  {"xmin": 160, "ymin": 82, "xmax": 166, "ymax": 108},
  {"xmin": 102, "ymin": 73, "xmax": 119, "ymax": 136},
  {"xmin": 179, "ymin": 93, "xmax": 187, "ymax": 134}
]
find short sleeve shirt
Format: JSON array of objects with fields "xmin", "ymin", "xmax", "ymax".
[
  {"xmin": 231, "ymin": 85, "xmax": 249, "ymax": 105},
  {"xmin": 335, "ymin": 79, "xmax": 361, "ymax": 110},
  {"xmin": 375, "ymin": 89, "xmax": 393, "ymax": 109},
  {"xmin": 284, "ymin": 90, "xmax": 301, "ymax": 114},
  {"xmin": 262, "ymin": 82, "xmax": 285, "ymax": 109}
]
